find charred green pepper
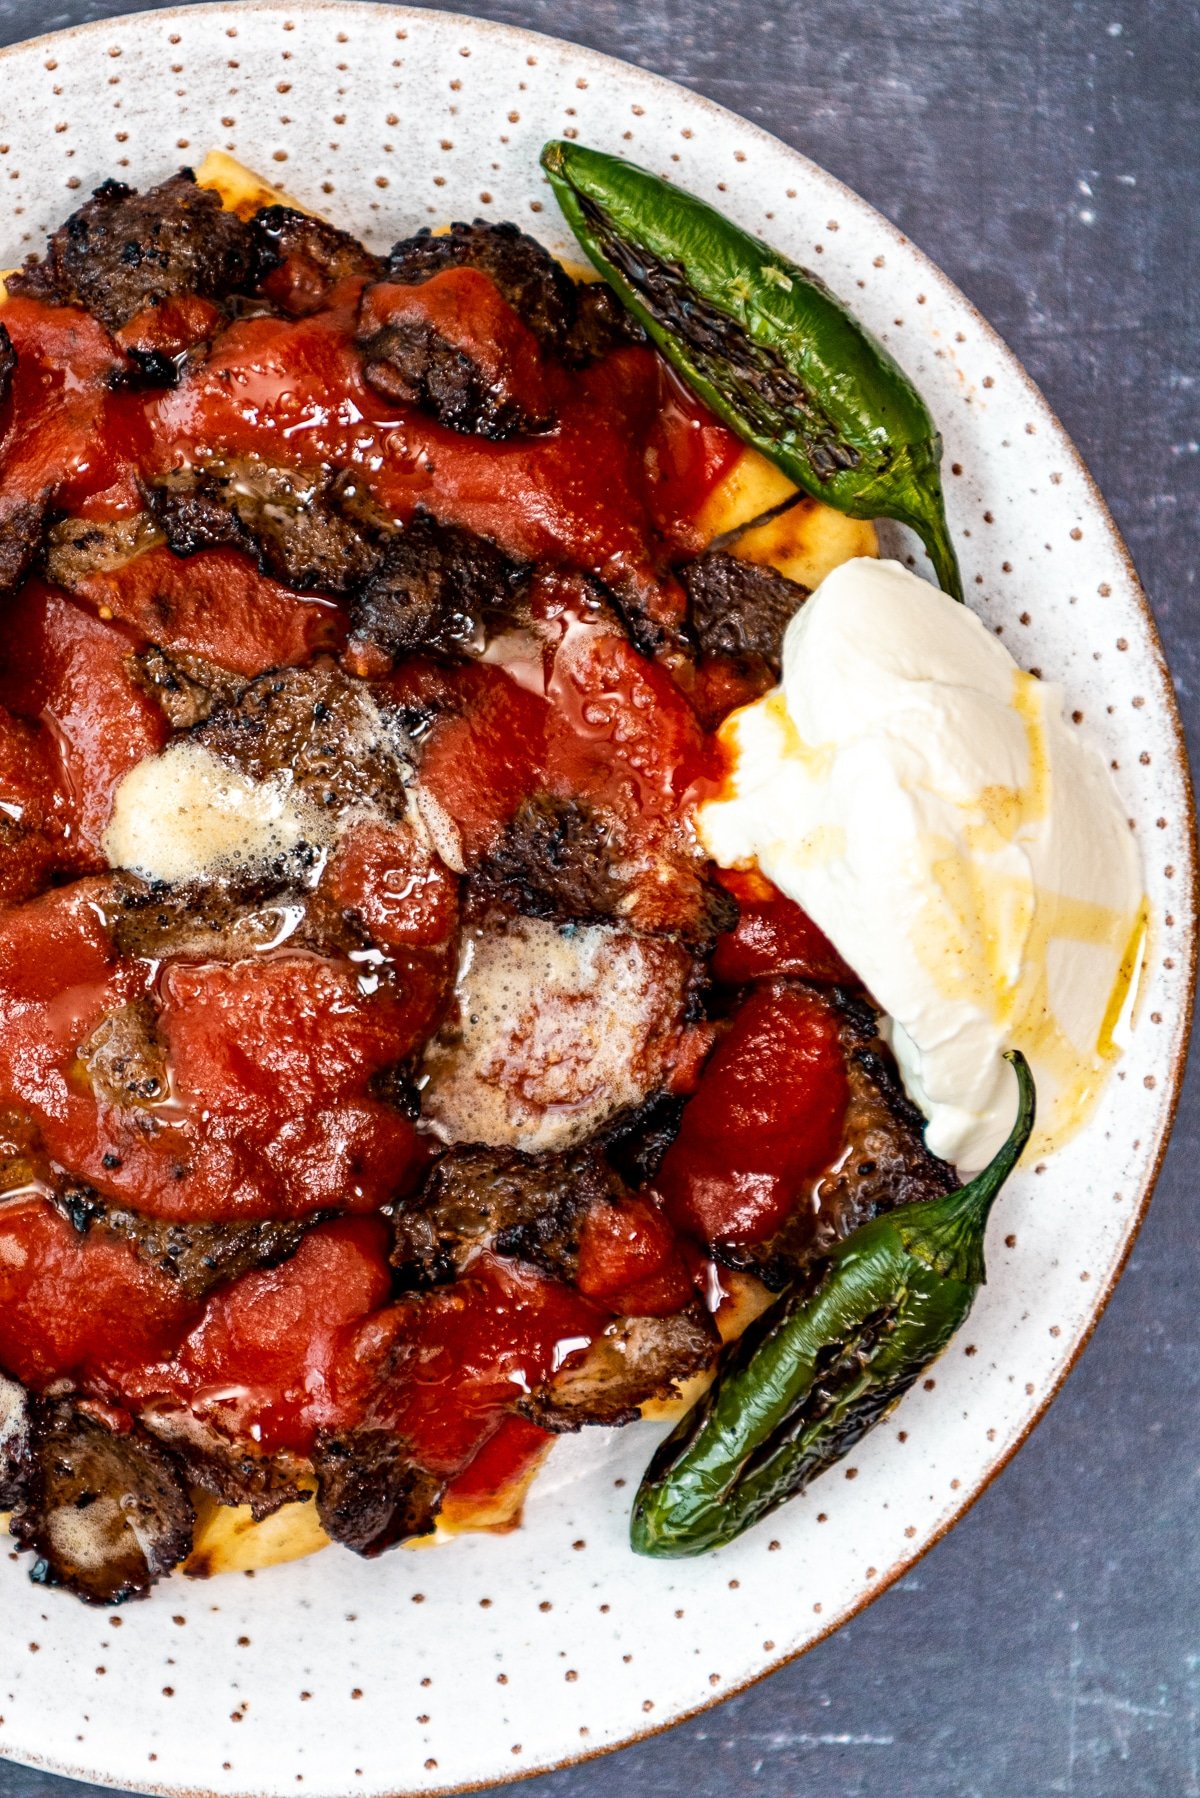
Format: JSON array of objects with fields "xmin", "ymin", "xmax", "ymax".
[
  {"xmin": 541, "ymin": 140, "xmax": 963, "ymax": 600},
  {"xmin": 631, "ymin": 1052, "xmax": 1034, "ymax": 1557}
]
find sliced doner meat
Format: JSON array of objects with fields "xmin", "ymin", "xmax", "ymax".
[{"xmin": 10, "ymin": 1398, "xmax": 193, "ymax": 1605}]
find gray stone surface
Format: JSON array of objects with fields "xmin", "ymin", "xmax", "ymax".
[{"xmin": 0, "ymin": 0, "xmax": 1196, "ymax": 1793}]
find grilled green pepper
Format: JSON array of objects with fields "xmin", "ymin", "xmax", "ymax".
[
  {"xmin": 541, "ymin": 140, "xmax": 962, "ymax": 600},
  {"xmin": 631, "ymin": 1052, "xmax": 1034, "ymax": 1557}
]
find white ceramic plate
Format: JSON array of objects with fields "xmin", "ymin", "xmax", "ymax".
[{"xmin": 0, "ymin": 6, "xmax": 1193, "ymax": 1793}]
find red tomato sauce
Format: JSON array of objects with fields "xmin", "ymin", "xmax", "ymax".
[{"xmin": 0, "ymin": 249, "xmax": 856, "ymax": 1517}]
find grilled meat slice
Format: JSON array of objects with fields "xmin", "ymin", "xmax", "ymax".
[
  {"xmin": 719, "ymin": 988, "xmax": 960, "ymax": 1291},
  {"xmin": 127, "ymin": 643, "xmax": 246, "ymax": 730},
  {"xmin": 563, "ymin": 281, "xmax": 648, "ymax": 365},
  {"xmin": 10, "ymin": 1398, "xmax": 193, "ymax": 1604},
  {"xmin": 143, "ymin": 1409, "xmax": 313, "ymax": 1520},
  {"xmin": 599, "ymin": 1091, "xmax": 687, "ymax": 1187},
  {"xmin": 383, "ymin": 218, "xmax": 578, "ymax": 357},
  {"xmin": 312, "ymin": 1428, "xmax": 445, "ymax": 1555},
  {"xmin": 681, "ymin": 549, "xmax": 809, "ymax": 675},
  {"xmin": 0, "ymin": 1373, "xmax": 31, "ymax": 1509},
  {"xmin": 466, "ymin": 791, "xmax": 736, "ymax": 949},
  {"xmin": 249, "ymin": 205, "xmax": 384, "ymax": 314},
  {"xmin": 191, "ymin": 661, "xmax": 412, "ymax": 820},
  {"xmin": 43, "ymin": 513, "xmax": 162, "ymax": 590},
  {"xmin": 0, "ymin": 492, "xmax": 49, "ymax": 602},
  {"xmin": 348, "ymin": 513, "xmax": 528, "ymax": 664},
  {"xmin": 520, "ymin": 1306, "xmax": 718, "ymax": 1432},
  {"xmin": 357, "ymin": 277, "xmax": 555, "ymax": 439},
  {"xmin": 391, "ymin": 1142, "xmax": 622, "ymax": 1290},
  {"xmin": 468, "ymin": 795, "xmax": 622, "ymax": 927},
  {"xmin": 54, "ymin": 1185, "xmax": 319, "ymax": 1302},
  {"xmin": 8, "ymin": 171, "xmax": 259, "ymax": 333},
  {"xmin": 149, "ymin": 457, "xmax": 378, "ymax": 596},
  {"xmin": 104, "ymin": 869, "xmax": 364, "ymax": 964},
  {"xmin": 103, "ymin": 866, "xmax": 372, "ymax": 967}
]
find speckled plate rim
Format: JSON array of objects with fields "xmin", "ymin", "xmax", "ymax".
[{"xmin": 0, "ymin": 5, "xmax": 1193, "ymax": 1794}]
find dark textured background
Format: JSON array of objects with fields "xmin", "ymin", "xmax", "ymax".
[{"xmin": 0, "ymin": 0, "xmax": 1196, "ymax": 1793}]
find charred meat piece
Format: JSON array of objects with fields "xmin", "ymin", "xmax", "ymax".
[
  {"xmin": 104, "ymin": 869, "xmax": 357, "ymax": 964},
  {"xmin": 143, "ymin": 1409, "xmax": 313, "ymax": 1520},
  {"xmin": 77, "ymin": 998, "xmax": 169, "ymax": 1106},
  {"xmin": 357, "ymin": 272, "xmax": 555, "ymax": 439},
  {"xmin": 149, "ymin": 457, "xmax": 378, "ymax": 596},
  {"xmin": 7, "ymin": 171, "xmax": 259, "ymax": 334},
  {"xmin": 127, "ymin": 643, "xmax": 246, "ymax": 730},
  {"xmin": 563, "ymin": 281, "xmax": 648, "ymax": 365},
  {"xmin": 249, "ymin": 205, "xmax": 384, "ymax": 314},
  {"xmin": 10, "ymin": 1398, "xmax": 193, "ymax": 1604},
  {"xmin": 599, "ymin": 1091, "xmax": 687, "ymax": 1187},
  {"xmin": 192, "ymin": 661, "xmax": 412, "ymax": 819},
  {"xmin": 104, "ymin": 871, "xmax": 366, "ymax": 965},
  {"xmin": 312, "ymin": 1428, "xmax": 445, "ymax": 1555},
  {"xmin": 54, "ymin": 1185, "xmax": 319, "ymax": 1302},
  {"xmin": 468, "ymin": 795, "xmax": 622, "ymax": 927},
  {"xmin": 681, "ymin": 549, "xmax": 809, "ymax": 675},
  {"xmin": 719, "ymin": 988, "xmax": 959, "ymax": 1291},
  {"xmin": 0, "ymin": 322, "xmax": 15, "ymax": 410},
  {"xmin": 349, "ymin": 513, "xmax": 528, "ymax": 664},
  {"xmin": 384, "ymin": 218, "xmax": 577, "ymax": 357},
  {"xmin": 0, "ymin": 492, "xmax": 50, "ymax": 602},
  {"xmin": 520, "ymin": 1307, "xmax": 718, "ymax": 1432},
  {"xmin": 0, "ymin": 1373, "xmax": 31, "ymax": 1509},
  {"xmin": 392, "ymin": 1142, "xmax": 622, "ymax": 1290},
  {"xmin": 466, "ymin": 790, "xmax": 736, "ymax": 950},
  {"xmin": 43, "ymin": 513, "xmax": 162, "ymax": 591}
]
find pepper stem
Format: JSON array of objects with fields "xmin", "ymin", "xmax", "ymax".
[
  {"xmin": 891, "ymin": 468, "xmax": 964, "ymax": 601},
  {"xmin": 894, "ymin": 1052, "xmax": 1036, "ymax": 1285}
]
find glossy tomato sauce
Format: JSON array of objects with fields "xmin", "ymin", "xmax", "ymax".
[{"xmin": 0, "ymin": 242, "xmax": 853, "ymax": 1515}]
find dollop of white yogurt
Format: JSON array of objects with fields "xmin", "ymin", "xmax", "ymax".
[{"xmin": 696, "ymin": 557, "xmax": 1145, "ymax": 1172}]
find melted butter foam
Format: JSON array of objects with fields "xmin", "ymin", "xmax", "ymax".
[
  {"xmin": 104, "ymin": 741, "xmax": 333, "ymax": 885},
  {"xmin": 421, "ymin": 916, "xmax": 691, "ymax": 1154}
]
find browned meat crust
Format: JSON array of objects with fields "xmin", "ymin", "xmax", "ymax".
[
  {"xmin": 465, "ymin": 791, "xmax": 736, "ymax": 949},
  {"xmin": 384, "ymin": 219, "xmax": 578, "ymax": 357},
  {"xmin": 53, "ymin": 1185, "xmax": 320, "ymax": 1302},
  {"xmin": 43, "ymin": 512, "xmax": 162, "ymax": 590},
  {"xmin": 358, "ymin": 303, "xmax": 553, "ymax": 440},
  {"xmin": 127, "ymin": 643, "xmax": 247, "ymax": 730},
  {"xmin": 392, "ymin": 1143, "xmax": 623, "ymax": 1290},
  {"xmin": 312, "ymin": 1428, "xmax": 445, "ymax": 1555},
  {"xmin": 0, "ymin": 1373, "xmax": 31, "ymax": 1509},
  {"xmin": 149, "ymin": 457, "xmax": 378, "ymax": 596},
  {"xmin": 248, "ymin": 205, "xmax": 384, "ymax": 314},
  {"xmin": 191, "ymin": 661, "xmax": 412, "ymax": 819},
  {"xmin": 103, "ymin": 869, "xmax": 363, "ymax": 963},
  {"xmin": 681, "ymin": 549, "xmax": 809, "ymax": 674},
  {"xmin": 143, "ymin": 1409, "xmax": 314, "ymax": 1520},
  {"xmin": 718, "ymin": 988, "xmax": 960, "ymax": 1291},
  {"xmin": 520, "ymin": 1306, "xmax": 718, "ymax": 1432},
  {"xmin": 348, "ymin": 512, "xmax": 528, "ymax": 665},
  {"xmin": 0, "ymin": 492, "xmax": 50, "ymax": 601},
  {"xmin": 598, "ymin": 1090, "xmax": 688, "ymax": 1187},
  {"xmin": 10, "ymin": 1398, "xmax": 194, "ymax": 1604},
  {"xmin": 563, "ymin": 281, "xmax": 648, "ymax": 365},
  {"xmin": 468, "ymin": 794, "xmax": 623, "ymax": 927},
  {"xmin": 8, "ymin": 172, "xmax": 261, "ymax": 333}
]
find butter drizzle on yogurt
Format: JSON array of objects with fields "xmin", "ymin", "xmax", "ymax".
[{"xmin": 696, "ymin": 557, "xmax": 1146, "ymax": 1173}]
